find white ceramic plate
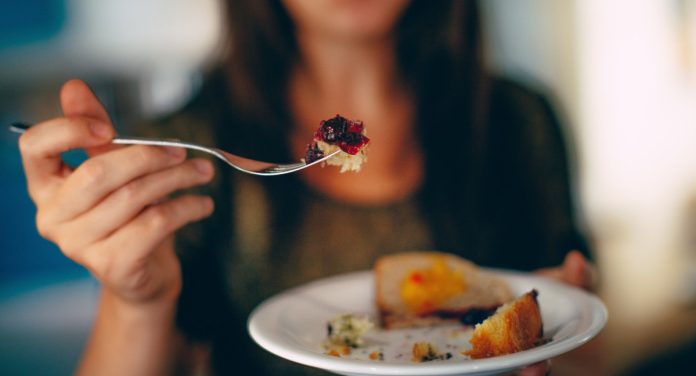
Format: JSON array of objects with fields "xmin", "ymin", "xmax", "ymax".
[{"xmin": 248, "ymin": 270, "xmax": 607, "ymax": 376}]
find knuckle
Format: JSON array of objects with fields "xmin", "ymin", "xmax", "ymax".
[
  {"xmin": 78, "ymin": 159, "xmax": 107, "ymax": 185},
  {"xmin": 17, "ymin": 133, "xmax": 35, "ymax": 155},
  {"xmin": 54, "ymin": 230, "xmax": 81, "ymax": 261},
  {"xmin": 60, "ymin": 241, "xmax": 81, "ymax": 261},
  {"xmin": 120, "ymin": 178, "xmax": 142, "ymax": 201},
  {"xmin": 147, "ymin": 205, "xmax": 172, "ymax": 232},
  {"xmin": 88, "ymin": 251, "xmax": 115, "ymax": 281},
  {"xmin": 133, "ymin": 145, "xmax": 162, "ymax": 166},
  {"xmin": 132, "ymin": 145, "xmax": 151, "ymax": 164},
  {"xmin": 70, "ymin": 118, "xmax": 96, "ymax": 140},
  {"xmin": 34, "ymin": 210, "xmax": 54, "ymax": 240},
  {"xmin": 26, "ymin": 185, "xmax": 48, "ymax": 204},
  {"xmin": 34, "ymin": 215, "xmax": 82, "ymax": 262}
]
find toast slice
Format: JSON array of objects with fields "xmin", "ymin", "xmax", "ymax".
[
  {"xmin": 466, "ymin": 290, "xmax": 543, "ymax": 359},
  {"xmin": 374, "ymin": 252, "xmax": 513, "ymax": 329}
]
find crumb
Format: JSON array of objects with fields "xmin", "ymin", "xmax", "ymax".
[
  {"xmin": 412, "ymin": 342, "xmax": 452, "ymax": 362},
  {"xmin": 325, "ymin": 314, "xmax": 373, "ymax": 348},
  {"xmin": 369, "ymin": 351, "xmax": 384, "ymax": 361}
]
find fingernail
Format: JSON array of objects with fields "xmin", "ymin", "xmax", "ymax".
[
  {"xmin": 193, "ymin": 159, "xmax": 213, "ymax": 176},
  {"xmin": 90, "ymin": 122, "xmax": 111, "ymax": 138},
  {"xmin": 164, "ymin": 146, "xmax": 185, "ymax": 158}
]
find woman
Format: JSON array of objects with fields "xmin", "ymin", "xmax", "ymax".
[{"xmin": 17, "ymin": 1, "xmax": 597, "ymax": 374}]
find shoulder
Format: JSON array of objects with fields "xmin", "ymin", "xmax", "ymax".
[
  {"xmin": 487, "ymin": 76, "xmax": 561, "ymax": 128},
  {"xmin": 485, "ymin": 76, "xmax": 568, "ymax": 155}
]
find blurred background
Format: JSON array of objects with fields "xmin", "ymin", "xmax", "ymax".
[{"xmin": 1, "ymin": 0, "xmax": 695, "ymax": 374}]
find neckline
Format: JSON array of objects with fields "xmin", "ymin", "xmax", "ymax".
[{"xmin": 295, "ymin": 175, "xmax": 424, "ymax": 212}]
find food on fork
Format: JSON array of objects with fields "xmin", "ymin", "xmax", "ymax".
[
  {"xmin": 374, "ymin": 252, "xmax": 513, "ymax": 330},
  {"xmin": 303, "ymin": 114, "xmax": 370, "ymax": 172},
  {"xmin": 466, "ymin": 290, "xmax": 543, "ymax": 359}
]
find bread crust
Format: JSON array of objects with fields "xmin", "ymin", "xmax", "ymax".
[{"xmin": 466, "ymin": 290, "xmax": 543, "ymax": 359}]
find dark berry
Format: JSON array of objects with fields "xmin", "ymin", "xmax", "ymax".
[
  {"xmin": 343, "ymin": 132, "xmax": 364, "ymax": 145},
  {"xmin": 318, "ymin": 115, "xmax": 348, "ymax": 143},
  {"xmin": 304, "ymin": 143, "xmax": 325, "ymax": 163},
  {"xmin": 337, "ymin": 133, "xmax": 369, "ymax": 155}
]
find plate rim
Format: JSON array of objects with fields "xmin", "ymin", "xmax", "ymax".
[{"xmin": 248, "ymin": 269, "xmax": 608, "ymax": 375}]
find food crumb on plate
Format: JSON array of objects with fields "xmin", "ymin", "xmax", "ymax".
[
  {"xmin": 325, "ymin": 314, "xmax": 374, "ymax": 348},
  {"xmin": 411, "ymin": 342, "xmax": 453, "ymax": 363}
]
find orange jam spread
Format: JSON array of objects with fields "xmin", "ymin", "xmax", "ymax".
[{"xmin": 400, "ymin": 258, "xmax": 467, "ymax": 313}]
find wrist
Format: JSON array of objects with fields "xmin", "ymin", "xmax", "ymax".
[
  {"xmin": 100, "ymin": 287, "xmax": 178, "ymax": 326},
  {"xmin": 78, "ymin": 285, "xmax": 183, "ymax": 376}
]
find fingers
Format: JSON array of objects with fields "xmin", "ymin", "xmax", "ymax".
[
  {"xmin": 516, "ymin": 360, "xmax": 551, "ymax": 376},
  {"xmin": 535, "ymin": 251, "xmax": 597, "ymax": 291},
  {"xmin": 48, "ymin": 145, "xmax": 189, "ymax": 222},
  {"xmin": 558, "ymin": 250, "xmax": 597, "ymax": 291},
  {"xmin": 85, "ymin": 194, "xmax": 214, "ymax": 271},
  {"xmin": 19, "ymin": 116, "xmax": 115, "ymax": 201},
  {"xmin": 20, "ymin": 80, "xmax": 117, "ymax": 200},
  {"xmin": 561, "ymin": 251, "xmax": 587, "ymax": 287},
  {"xmin": 59, "ymin": 159, "xmax": 214, "ymax": 251},
  {"xmin": 566, "ymin": 251, "xmax": 598, "ymax": 291},
  {"xmin": 61, "ymin": 79, "xmax": 111, "ymax": 123},
  {"xmin": 60, "ymin": 79, "xmax": 119, "ymax": 158}
]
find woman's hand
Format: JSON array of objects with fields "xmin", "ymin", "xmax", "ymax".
[
  {"xmin": 512, "ymin": 251, "xmax": 597, "ymax": 375},
  {"xmin": 536, "ymin": 250, "xmax": 596, "ymax": 292},
  {"xmin": 18, "ymin": 79, "xmax": 215, "ymax": 308}
]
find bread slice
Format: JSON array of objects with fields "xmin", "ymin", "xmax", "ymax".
[
  {"xmin": 466, "ymin": 290, "xmax": 543, "ymax": 359},
  {"xmin": 374, "ymin": 252, "xmax": 513, "ymax": 329}
]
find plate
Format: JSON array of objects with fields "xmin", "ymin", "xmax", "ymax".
[{"xmin": 248, "ymin": 270, "xmax": 608, "ymax": 376}]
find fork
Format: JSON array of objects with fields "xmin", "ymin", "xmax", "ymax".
[{"xmin": 9, "ymin": 122, "xmax": 339, "ymax": 176}]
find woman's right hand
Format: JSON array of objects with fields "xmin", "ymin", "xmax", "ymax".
[{"xmin": 18, "ymin": 79, "xmax": 215, "ymax": 308}]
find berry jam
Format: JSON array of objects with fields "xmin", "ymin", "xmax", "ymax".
[
  {"xmin": 316, "ymin": 115, "xmax": 348, "ymax": 143},
  {"xmin": 304, "ymin": 114, "xmax": 369, "ymax": 163},
  {"xmin": 457, "ymin": 307, "xmax": 498, "ymax": 326},
  {"xmin": 428, "ymin": 307, "xmax": 499, "ymax": 326},
  {"xmin": 303, "ymin": 143, "xmax": 325, "ymax": 164}
]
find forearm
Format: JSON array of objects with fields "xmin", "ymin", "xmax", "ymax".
[{"xmin": 76, "ymin": 289, "xmax": 183, "ymax": 376}]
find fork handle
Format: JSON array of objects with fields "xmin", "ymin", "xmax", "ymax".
[
  {"xmin": 10, "ymin": 122, "xmax": 180, "ymax": 143},
  {"xmin": 9, "ymin": 122, "xmax": 31, "ymax": 133},
  {"xmin": 9, "ymin": 121, "xmax": 229, "ymax": 162},
  {"xmin": 9, "ymin": 122, "xmax": 191, "ymax": 150}
]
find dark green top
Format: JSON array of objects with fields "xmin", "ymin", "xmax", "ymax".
[{"xmin": 143, "ymin": 71, "xmax": 590, "ymax": 375}]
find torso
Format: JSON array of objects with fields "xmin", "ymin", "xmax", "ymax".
[{"xmin": 165, "ymin": 72, "xmax": 587, "ymax": 375}]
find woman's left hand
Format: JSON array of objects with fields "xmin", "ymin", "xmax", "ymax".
[
  {"xmin": 514, "ymin": 250, "xmax": 597, "ymax": 375},
  {"xmin": 535, "ymin": 250, "xmax": 596, "ymax": 292}
]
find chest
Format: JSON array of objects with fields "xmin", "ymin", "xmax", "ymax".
[{"xmin": 220, "ymin": 177, "xmax": 434, "ymax": 315}]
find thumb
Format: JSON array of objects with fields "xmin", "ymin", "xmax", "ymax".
[
  {"xmin": 60, "ymin": 79, "xmax": 111, "ymax": 122},
  {"xmin": 60, "ymin": 79, "xmax": 118, "ymax": 156},
  {"xmin": 562, "ymin": 251, "xmax": 595, "ymax": 291}
]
